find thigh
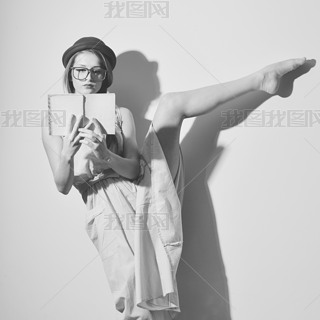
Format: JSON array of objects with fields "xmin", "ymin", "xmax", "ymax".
[{"xmin": 152, "ymin": 94, "xmax": 184, "ymax": 181}]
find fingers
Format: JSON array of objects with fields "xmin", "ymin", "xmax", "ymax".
[
  {"xmin": 78, "ymin": 129, "xmax": 103, "ymax": 143},
  {"xmin": 73, "ymin": 131, "xmax": 83, "ymax": 145},
  {"xmin": 79, "ymin": 137, "xmax": 101, "ymax": 150},
  {"xmin": 69, "ymin": 114, "xmax": 84, "ymax": 141},
  {"xmin": 67, "ymin": 117, "xmax": 107, "ymax": 148},
  {"xmin": 79, "ymin": 137, "xmax": 94, "ymax": 147},
  {"xmin": 83, "ymin": 117, "xmax": 94, "ymax": 129},
  {"xmin": 91, "ymin": 118, "xmax": 107, "ymax": 136},
  {"xmin": 73, "ymin": 119, "xmax": 95, "ymax": 144},
  {"xmin": 65, "ymin": 113, "xmax": 76, "ymax": 136},
  {"xmin": 84, "ymin": 119, "xmax": 93, "ymax": 129},
  {"xmin": 78, "ymin": 118, "xmax": 106, "ymax": 142}
]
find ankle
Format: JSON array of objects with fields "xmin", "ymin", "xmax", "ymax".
[{"xmin": 249, "ymin": 70, "xmax": 264, "ymax": 91}]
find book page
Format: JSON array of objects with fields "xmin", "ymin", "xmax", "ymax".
[
  {"xmin": 84, "ymin": 93, "xmax": 115, "ymax": 135},
  {"xmin": 48, "ymin": 94, "xmax": 84, "ymax": 136}
]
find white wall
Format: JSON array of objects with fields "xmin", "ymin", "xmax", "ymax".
[{"xmin": 1, "ymin": 0, "xmax": 319, "ymax": 320}]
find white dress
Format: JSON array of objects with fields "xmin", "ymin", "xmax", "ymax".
[{"xmin": 73, "ymin": 106, "xmax": 185, "ymax": 320}]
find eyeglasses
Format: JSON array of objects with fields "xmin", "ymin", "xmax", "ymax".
[{"xmin": 70, "ymin": 66, "xmax": 107, "ymax": 81}]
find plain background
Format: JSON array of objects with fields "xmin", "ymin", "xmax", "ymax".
[{"xmin": 1, "ymin": 0, "xmax": 320, "ymax": 319}]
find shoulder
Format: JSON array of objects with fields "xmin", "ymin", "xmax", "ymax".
[
  {"xmin": 117, "ymin": 106, "xmax": 136, "ymax": 134},
  {"xmin": 118, "ymin": 106, "xmax": 134, "ymax": 119},
  {"xmin": 118, "ymin": 106, "xmax": 136, "ymax": 125}
]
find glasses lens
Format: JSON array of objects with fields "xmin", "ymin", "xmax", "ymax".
[
  {"xmin": 72, "ymin": 67, "xmax": 107, "ymax": 81},
  {"xmin": 92, "ymin": 67, "xmax": 106, "ymax": 81},
  {"xmin": 73, "ymin": 68, "xmax": 88, "ymax": 80}
]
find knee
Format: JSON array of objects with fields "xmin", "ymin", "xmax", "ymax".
[
  {"xmin": 158, "ymin": 92, "xmax": 185, "ymax": 122},
  {"xmin": 159, "ymin": 92, "xmax": 182, "ymax": 109}
]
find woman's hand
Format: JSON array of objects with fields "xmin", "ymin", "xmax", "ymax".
[
  {"xmin": 78, "ymin": 118, "xmax": 111, "ymax": 161},
  {"xmin": 61, "ymin": 113, "xmax": 84, "ymax": 160},
  {"xmin": 87, "ymin": 156, "xmax": 111, "ymax": 175}
]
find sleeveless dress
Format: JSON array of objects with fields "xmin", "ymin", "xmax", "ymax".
[{"xmin": 73, "ymin": 105, "xmax": 185, "ymax": 320}]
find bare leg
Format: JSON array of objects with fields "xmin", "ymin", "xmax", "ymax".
[{"xmin": 152, "ymin": 57, "xmax": 306, "ymax": 180}]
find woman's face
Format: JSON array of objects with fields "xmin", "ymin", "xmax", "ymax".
[{"xmin": 71, "ymin": 51, "xmax": 105, "ymax": 94}]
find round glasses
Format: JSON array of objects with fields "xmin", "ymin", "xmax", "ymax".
[{"xmin": 71, "ymin": 66, "xmax": 107, "ymax": 81}]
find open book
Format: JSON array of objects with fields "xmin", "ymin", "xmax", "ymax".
[{"xmin": 48, "ymin": 93, "xmax": 115, "ymax": 136}]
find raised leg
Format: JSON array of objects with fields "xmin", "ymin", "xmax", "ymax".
[{"xmin": 152, "ymin": 57, "xmax": 306, "ymax": 180}]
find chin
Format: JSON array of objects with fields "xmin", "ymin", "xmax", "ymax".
[
  {"xmin": 76, "ymin": 88, "xmax": 99, "ymax": 95},
  {"xmin": 85, "ymin": 89, "xmax": 98, "ymax": 94}
]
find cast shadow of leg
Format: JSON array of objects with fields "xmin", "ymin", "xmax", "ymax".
[
  {"xmin": 176, "ymin": 59, "xmax": 315, "ymax": 320},
  {"xmin": 110, "ymin": 52, "xmax": 315, "ymax": 320}
]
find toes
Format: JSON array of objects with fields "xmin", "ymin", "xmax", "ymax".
[
  {"xmin": 278, "ymin": 57, "xmax": 306, "ymax": 76},
  {"xmin": 260, "ymin": 57, "xmax": 306, "ymax": 94},
  {"xmin": 293, "ymin": 57, "xmax": 306, "ymax": 69}
]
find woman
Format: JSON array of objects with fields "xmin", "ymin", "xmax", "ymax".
[{"xmin": 42, "ymin": 36, "xmax": 307, "ymax": 320}]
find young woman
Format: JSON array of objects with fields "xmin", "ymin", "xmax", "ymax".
[{"xmin": 41, "ymin": 37, "xmax": 306, "ymax": 320}]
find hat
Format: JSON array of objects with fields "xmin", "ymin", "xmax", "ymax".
[{"xmin": 62, "ymin": 37, "xmax": 117, "ymax": 70}]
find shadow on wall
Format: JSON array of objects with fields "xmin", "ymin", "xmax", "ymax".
[
  {"xmin": 109, "ymin": 50, "xmax": 161, "ymax": 148},
  {"xmin": 109, "ymin": 52, "xmax": 315, "ymax": 320}
]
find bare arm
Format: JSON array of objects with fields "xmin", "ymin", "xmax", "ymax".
[
  {"xmin": 79, "ymin": 107, "xmax": 140, "ymax": 181},
  {"xmin": 41, "ymin": 114, "xmax": 83, "ymax": 194},
  {"xmin": 106, "ymin": 107, "xmax": 140, "ymax": 180},
  {"xmin": 79, "ymin": 108, "xmax": 140, "ymax": 180}
]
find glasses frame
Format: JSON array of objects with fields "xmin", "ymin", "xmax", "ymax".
[{"xmin": 70, "ymin": 66, "xmax": 107, "ymax": 82}]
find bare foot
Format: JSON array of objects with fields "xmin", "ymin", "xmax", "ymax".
[{"xmin": 258, "ymin": 57, "xmax": 306, "ymax": 94}]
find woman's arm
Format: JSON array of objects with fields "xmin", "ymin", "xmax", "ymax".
[
  {"xmin": 41, "ymin": 114, "xmax": 83, "ymax": 194},
  {"xmin": 79, "ymin": 107, "xmax": 141, "ymax": 181},
  {"xmin": 41, "ymin": 128, "xmax": 74, "ymax": 194},
  {"xmin": 106, "ymin": 107, "xmax": 140, "ymax": 180}
]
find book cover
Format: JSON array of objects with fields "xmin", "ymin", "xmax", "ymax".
[{"xmin": 48, "ymin": 93, "xmax": 115, "ymax": 136}]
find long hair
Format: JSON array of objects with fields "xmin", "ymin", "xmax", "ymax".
[
  {"xmin": 62, "ymin": 49, "xmax": 121, "ymax": 155},
  {"xmin": 63, "ymin": 49, "xmax": 114, "ymax": 93}
]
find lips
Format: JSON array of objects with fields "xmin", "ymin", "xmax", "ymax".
[{"xmin": 83, "ymin": 83, "xmax": 95, "ymax": 88}]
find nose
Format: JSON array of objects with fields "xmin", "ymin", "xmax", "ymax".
[{"xmin": 86, "ymin": 70, "xmax": 93, "ymax": 81}]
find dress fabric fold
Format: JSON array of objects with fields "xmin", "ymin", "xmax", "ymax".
[{"xmin": 74, "ymin": 119, "xmax": 185, "ymax": 320}]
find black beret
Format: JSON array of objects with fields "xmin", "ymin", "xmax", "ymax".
[{"xmin": 62, "ymin": 37, "xmax": 117, "ymax": 70}]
